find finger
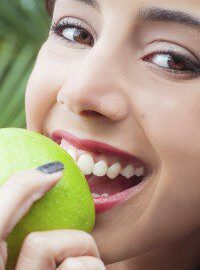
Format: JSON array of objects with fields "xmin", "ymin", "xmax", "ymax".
[
  {"xmin": 57, "ymin": 256, "xmax": 106, "ymax": 270},
  {"xmin": 0, "ymin": 162, "xmax": 63, "ymax": 240},
  {"xmin": 0, "ymin": 255, "xmax": 5, "ymax": 270},
  {"xmin": 0, "ymin": 241, "xmax": 7, "ymax": 270},
  {"xmin": 0, "ymin": 242, "xmax": 7, "ymax": 265},
  {"xmin": 16, "ymin": 230, "xmax": 101, "ymax": 270}
]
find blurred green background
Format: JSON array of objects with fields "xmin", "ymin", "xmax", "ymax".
[{"xmin": 0, "ymin": 0, "xmax": 50, "ymax": 128}]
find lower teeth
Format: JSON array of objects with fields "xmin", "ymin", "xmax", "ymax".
[
  {"xmin": 90, "ymin": 174, "xmax": 145, "ymax": 199},
  {"xmin": 92, "ymin": 193, "xmax": 109, "ymax": 198}
]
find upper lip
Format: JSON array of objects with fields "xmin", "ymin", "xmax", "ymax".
[{"xmin": 51, "ymin": 130, "xmax": 147, "ymax": 171}]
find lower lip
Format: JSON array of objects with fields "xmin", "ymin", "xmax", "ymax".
[{"xmin": 92, "ymin": 178, "xmax": 149, "ymax": 213}]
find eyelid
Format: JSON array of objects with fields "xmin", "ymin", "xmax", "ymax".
[
  {"xmin": 143, "ymin": 40, "xmax": 200, "ymax": 63},
  {"xmin": 143, "ymin": 62, "xmax": 200, "ymax": 81},
  {"xmin": 140, "ymin": 52, "xmax": 200, "ymax": 81},
  {"xmin": 52, "ymin": 16, "xmax": 97, "ymax": 41},
  {"xmin": 144, "ymin": 50, "xmax": 200, "ymax": 68}
]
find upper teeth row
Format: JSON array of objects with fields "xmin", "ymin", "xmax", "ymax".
[{"xmin": 62, "ymin": 147, "xmax": 145, "ymax": 180}]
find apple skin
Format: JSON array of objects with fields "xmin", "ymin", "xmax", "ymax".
[{"xmin": 0, "ymin": 128, "xmax": 95, "ymax": 270}]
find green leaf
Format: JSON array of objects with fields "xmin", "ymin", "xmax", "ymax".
[{"xmin": 0, "ymin": 0, "xmax": 50, "ymax": 128}]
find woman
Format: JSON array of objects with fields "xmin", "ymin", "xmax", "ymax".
[{"xmin": 1, "ymin": 0, "xmax": 200, "ymax": 269}]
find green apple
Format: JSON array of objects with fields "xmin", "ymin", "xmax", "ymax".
[{"xmin": 0, "ymin": 128, "xmax": 95, "ymax": 270}]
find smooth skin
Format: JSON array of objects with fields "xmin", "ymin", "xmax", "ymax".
[
  {"xmin": 0, "ymin": 170, "xmax": 104, "ymax": 270},
  {"xmin": 1, "ymin": 0, "xmax": 200, "ymax": 269}
]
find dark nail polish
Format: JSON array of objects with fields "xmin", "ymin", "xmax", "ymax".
[{"xmin": 37, "ymin": 161, "xmax": 64, "ymax": 174}]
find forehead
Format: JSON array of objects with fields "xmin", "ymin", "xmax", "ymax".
[
  {"xmin": 144, "ymin": 0, "xmax": 200, "ymax": 11},
  {"xmin": 55, "ymin": 0, "xmax": 200, "ymax": 8},
  {"xmin": 54, "ymin": 0, "xmax": 200, "ymax": 20},
  {"xmin": 54, "ymin": 0, "xmax": 200, "ymax": 24}
]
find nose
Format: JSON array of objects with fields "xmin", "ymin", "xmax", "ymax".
[{"xmin": 57, "ymin": 47, "xmax": 130, "ymax": 121}]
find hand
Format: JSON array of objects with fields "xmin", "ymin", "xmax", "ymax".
[
  {"xmin": 0, "ymin": 168, "xmax": 106, "ymax": 270},
  {"xmin": 0, "ymin": 167, "xmax": 62, "ymax": 270},
  {"xmin": 16, "ymin": 230, "xmax": 105, "ymax": 269}
]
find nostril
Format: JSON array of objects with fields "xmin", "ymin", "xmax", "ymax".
[{"xmin": 80, "ymin": 110, "xmax": 103, "ymax": 117}]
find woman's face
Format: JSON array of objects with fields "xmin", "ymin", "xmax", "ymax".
[{"xmin": 25, "ymin": 0, "xmax": 200, "ymax": 265}]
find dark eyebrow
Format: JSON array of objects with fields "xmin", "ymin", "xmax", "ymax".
[
  {"xmin": 138, "ymin": 7, "xmax": 200, "ymax": 28},
  {"xmin": 71, "ymin": 2, "xmax": 200, "ymax": 30}
]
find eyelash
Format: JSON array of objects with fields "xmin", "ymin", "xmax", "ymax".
[
  {"xmin": 51, "ymin": 21, "xmax": 200, "ymax": 76},
  {"xmin": 142, "ymin": 50, "xmax": 200, "ymax": 75},
  {"xmin": 51, "ymin": 20, "xmax": 84, "ymax": 34},
  {"xmin": 51, "ymin": 20, "xmax": 94, "ymax": 46}
]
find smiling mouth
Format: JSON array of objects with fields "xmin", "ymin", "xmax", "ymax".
[{"xmin": 51, "ymin": 130, "xmax": 148, "ymax": 200}]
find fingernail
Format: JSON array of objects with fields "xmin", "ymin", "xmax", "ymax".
[
  {"xmin": 66, "ymin": 258, "xmax": 84, "ymax": 268},
  {"xmin": 36, "ymin": 161, "xmax": 64, "ymax": 174}
]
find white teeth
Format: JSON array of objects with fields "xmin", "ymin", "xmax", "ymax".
[
  {"xmin": 93, "ymin": 160, "xmax": 108, "ymax": 177},
  {"xmin": 77, "ymin": 154, "xmax": 94, "ymax": 175},
  {"xmin": 92, "ymin": 193, "xmax": 109, "ymax": 198},
  {"xmin": 67, "ymin": 148, "xmax": 77, "ymax": 161},
  {"xmin": 120, "ymin": 164, "xmax": 135, "ymax": 179},
  {"xmin": 60, "ymin": 141, "xmax": 145, "ymax": 179},
  {"xmin": 101, "ymin": 193, "xmax": 109, "ymax": 197},
  {"xmin": 135, "ymin": 167, "xmax": 144, "ymax": 177},
  {"xmin": 92, "ymin": 193, "xmax": 101, "ymax": 198},
  {"xmin": 107, "ymin": 162, "xmax": 121, "ymax": 179}
]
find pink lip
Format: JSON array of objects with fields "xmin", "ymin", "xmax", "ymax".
[
  {"xmin": 91, "ymin": 179, "xmax": 149, "ymax": 213},
  {"xmin": 51, "ymin": 130, "xmax": 148, "ymax": 213},
  {"xmin": 51, "ymin": 130, "xmax": 145, "ymax": 165}
]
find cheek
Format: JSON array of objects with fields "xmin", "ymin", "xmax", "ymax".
[
  {"xmin": 150, "ymin": 93, "xmax": 200, "ymax": 165},
  {"xmin": 136, "ymin": 82, "xmax": 200, "ymax": 228},
  {"xmin": 135, "ymin": 80, "xmax": 200, "ymax": 165},
  {"xmin": 25, "ymin": 69, "xmax": 58, "ymax": 132},
  {"xmin": 25, "ymin": 40, "xmax": 82, "ymax": 132},
  {"xmin": 123, "ymin": 82, "xmax": 200, "ymax": 246},
  {"xmin": 25, "ymin": 46, "xmax": 67, "ymax": 132}
]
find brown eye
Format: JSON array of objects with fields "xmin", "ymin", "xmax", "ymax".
[
  {"xmin": 62, "ymin": 27, "xmax": 94, "ymax": 46},
  {"xmin": 167, "ymin": 55, "xmax": 185, "ymax": 70},
  {"xmin": 142, "ymin": 51, "xmax": 200, "ymax": 74},
  {"xmin": 143, "ymin": 53, "xmax": 187, "ymax": 71}
]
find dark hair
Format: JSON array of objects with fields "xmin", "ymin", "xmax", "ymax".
[{"xmin": 45, "ymin": 0, "xmax": 55, "ymax": 16}]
